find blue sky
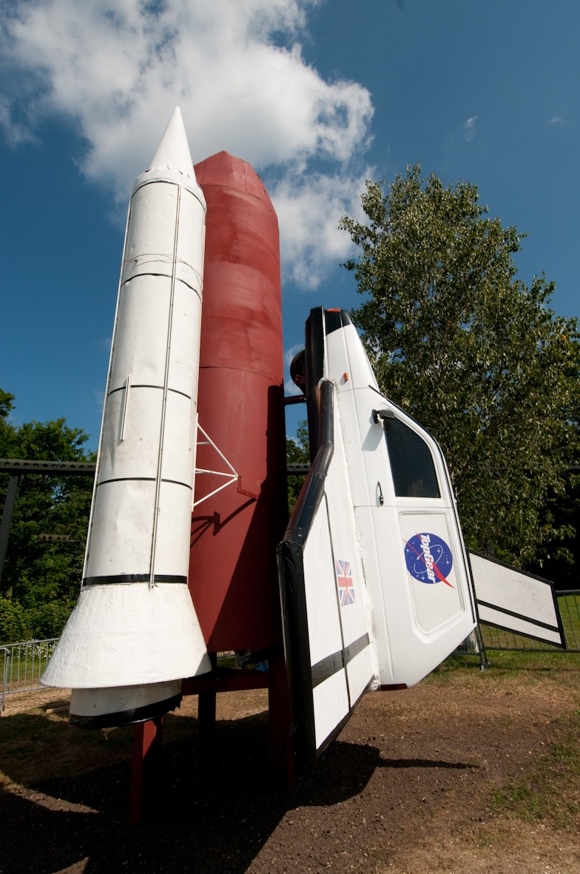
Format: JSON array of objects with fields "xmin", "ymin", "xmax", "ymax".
[{"xmin": 1, "ymin": 0, "xmax": 578, "ymax": 449}]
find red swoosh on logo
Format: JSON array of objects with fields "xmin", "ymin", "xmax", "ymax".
[{"xmin": 404, "ymin": 537, "xmax": 454, "ymax": 588}]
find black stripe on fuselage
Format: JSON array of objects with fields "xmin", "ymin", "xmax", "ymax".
[
  {"xmin": 311, "ymin": 632, "xmax": 370, "ymax": 688},
  {"xmin": 476, "ymin": 599, "xmax": 561, "ymax": 633},
  {"xmin": 82, "ymin": 574, "xmax": 187, "ymax": 586},
  {"xmin": 96, "ymin": 477, "xmax": 192, "ymax": 490}
]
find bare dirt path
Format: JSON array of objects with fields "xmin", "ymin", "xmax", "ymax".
[{"xmin": 1, "ymin": 657, "xmax": 579, "ymax": 874}]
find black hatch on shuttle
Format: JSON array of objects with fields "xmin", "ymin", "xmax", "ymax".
[{"xmin": 324, "ymin": 308, "xmax": 352, "ymax": 334}]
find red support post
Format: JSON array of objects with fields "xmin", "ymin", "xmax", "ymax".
[
  {"xmin": 130, "ymin": 716, "xmax": 164, "ymax": 823},
  {"xmin": 197, "ymin": 691, "xmax": 217, "ymax": 779}
]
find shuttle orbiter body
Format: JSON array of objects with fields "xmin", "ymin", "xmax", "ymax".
[{"xmin": 279, "ymin": 308, "xmax": 477, "ymax": 760}]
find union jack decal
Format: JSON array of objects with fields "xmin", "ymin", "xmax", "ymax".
[{"xmin": 336, "ymin": 559, "xmax": 355, "ymax": 606}]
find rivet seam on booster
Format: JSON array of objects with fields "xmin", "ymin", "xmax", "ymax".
[
  {"xmin": 133, "ymin": 176, "xmax": 206, "ymax": 207},
  {"xmin": 121, "ymin": 273, "xmax": 203, "ymax": 296},
  {"xmin": 107, "ymin": 385, "xmax": 193, "ymax": 401}
]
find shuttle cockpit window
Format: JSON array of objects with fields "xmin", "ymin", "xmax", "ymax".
[{"xmin": 385, "ymin": 418, "xmax": 441, "ymax": 499}]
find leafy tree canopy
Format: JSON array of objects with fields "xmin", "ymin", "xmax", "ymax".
[
  {"xmin": 286, "ymin": 420, "xmax": 310, "ymax": 513},
  {"xmin": 340, "ymin": 166, "xmax": 580, "ymax": 567},
  {"xmin": 0, "ymin": 393, "xmax": 94, "ymax": 640},
  {"xmin": 0, "ymin": 389, "xmax": 15, "ymax": 420}
]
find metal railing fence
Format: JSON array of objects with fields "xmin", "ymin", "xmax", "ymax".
[
  {"xmin": 0, "ymin": 638, "xmax": 59, "ymax": 714},
  {"xmin": 2, "ymin": 594, "xmax": 580, "ymax": 711}
]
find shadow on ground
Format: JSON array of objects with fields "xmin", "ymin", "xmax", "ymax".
[{"xmin": 0, "ymin": 706, "xmax": 477, "ymax": 874}]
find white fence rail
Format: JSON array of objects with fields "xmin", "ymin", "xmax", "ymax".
[{"xmin": 0, "ymin": 638, "xmax": 59, "ymax": 714}]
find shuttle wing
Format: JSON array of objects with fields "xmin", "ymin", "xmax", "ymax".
[
  {"xmin": 470, "ymin": 551, "xmax": 565, "ymax": 647},
  {"xmin": 278, "ymin": 380, "xmax": 376, "ymax": 764}
]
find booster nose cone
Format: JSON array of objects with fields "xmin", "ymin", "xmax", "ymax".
[{"xmin": 137, "ymin": 106, "xmax": 201, "ymax": 189}]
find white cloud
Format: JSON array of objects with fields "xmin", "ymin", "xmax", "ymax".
[
  {"xmin": 271, "ymin": 167, "xmax": 371, "ymax": 289},
  {"xmin": 0, "ymin": 96, "xmax": 36, "ymax": 145},
  {"xmin": 284, "ymin": 343, "xmax": 304, "ymax": 368},
  {"xmin": 464, "ymin": 115, "xmax": 477, "ymax": 142},
  {"xmin": 0, "ymin": 0, "xmax": 373, "ymax": 288},
  {"xmin": 284, "ymin": 343, "xmax": 304, "ymax": 395},
  {"xmin": 549, "ymin": 115, "xmax": 564, "ymax": 126}
]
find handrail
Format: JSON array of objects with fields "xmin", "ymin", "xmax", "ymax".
[
  {"xmin": 0, "ymin": 638, "xmax": 59, "ymax": 715},
  {"xmin": 279, "ymin": 379, "xmax": 334, "ymax": 549},
  {"xmin": 0, "ymin": 647, "xmax": 9, "ymax": 715}
]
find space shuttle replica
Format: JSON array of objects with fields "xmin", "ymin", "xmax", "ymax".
[
  {"xmin": 278, "ymin": 309, "xmax": 476, "ymax": 759},
  {"xmin": 42, "ymin": 108, "xmax": 478, "ymax": 759}
]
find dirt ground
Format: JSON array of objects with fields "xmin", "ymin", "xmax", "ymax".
[{"xmin": 1, "ymin": 657, "xmax": 580, "ymax": 874}]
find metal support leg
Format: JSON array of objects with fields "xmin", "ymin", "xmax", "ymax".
[
  {"xmin": 476, "ymin": 623, "xmax": 489, "ymax": 670},
  {"xmin": 268, "ymin": 646, "xmax": 295, "ymax": 793},
  {"xmin": 130, "ymin": 717, "xmax": 164, "ymax": 823},
  {"xmin": 197, "ymin": 691, "xmax": 217, "ymax": 779},
  {"xmin": 0, "ymin": 475, "xmax": 20, "ymax": 591}
]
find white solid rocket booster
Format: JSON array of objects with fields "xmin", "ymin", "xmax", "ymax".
[{"xmin": 42, "ymin": 108, "xmax": 211, "ymax": 725}]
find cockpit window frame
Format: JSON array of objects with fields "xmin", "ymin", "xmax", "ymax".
[{"xmin": 384, "ymin": 416, "xmax": 442, "ymax": 499}]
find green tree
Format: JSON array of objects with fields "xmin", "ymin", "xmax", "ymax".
[
  {"xmin": 286, "ymin": 420, "xmax": 310, "ymax": 513},
  {"xmin": 0, "ymin": 595, "xmax": 30, "ymax": 643},
  {"xmin": 340, "ymin": 166, "xmax": 580, "ymax": 567},
  {"xmin": 0, "ymin": 390, "xmax": 15, "ymax": 421},
  {"xmin": 0, "ymin": 393, "xmax": 94, "ymax": 640}
]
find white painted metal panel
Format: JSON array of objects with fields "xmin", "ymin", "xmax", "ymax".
[
  {"xmin": 71, "ymin": 680, "xmax": 182, "ymax": 722},
  {"xmin": 312, "ymin": 669, "xmax": 350, "ymax": 751},
  {"xmin": 399, "ymin": 513, "xmax": 465, "ymax": 635},
  {"xmin": 154, "ymin": 481, "xmax": 195, "ymax": 575},
  {"xmin": 108, "ymin": 276, "xmax": 172, "ymax": 390},
  {"xmin": 326, "ymin": 410, "xmax": 373, "ymax": 633},
  {"xmin": 346, "ymin": 647, "xmax": 375, "ymax": 706},
  {"xmin": 470, "ymin": 552, "xmax": 563, "ymax": 646},
  {"xmin": 354, "ymin": 505, "xmax": 396, "ymax": 684},
  {"xmin": 85, "ymin": 480, "xmax": 156, "ymax": 575},
  {"xmin": 324, "ymin": 312, "xmax": 476, "ymax": 689},
  {"xmin": 325, "ymin": 398, "xmax": 376, "ymax": 693},
  {"xmin": 160, "ymin": 391, "xmax": 197, "ymax": 485},
  {"xmin": 97, "ymin": 384, "xmax": 164, "ymax": 480},
  {"xmin": 302, "ymin": 501, "xmax": 343, "ymax": 667}
]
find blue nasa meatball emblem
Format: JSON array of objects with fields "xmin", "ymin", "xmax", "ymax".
[{"xmin": 404, "ymin": 533, "xmax": 454, "ymax": 587}]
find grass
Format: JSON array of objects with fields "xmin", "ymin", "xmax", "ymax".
[
  {"xmin": 424, "ymin": 650, "xmax": 580, "ymax": 843},
  {"xmin": 490, "ymin": 711, "xmax": 580, "ymax": 829},
  {"xmin": 429, "ymin": 645, "xmax": 580, "ymax": 687}
]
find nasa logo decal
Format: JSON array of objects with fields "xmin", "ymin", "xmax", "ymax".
[{"xmin": 404, "ymin": 533, "xmax": 454, "ymax": 587}]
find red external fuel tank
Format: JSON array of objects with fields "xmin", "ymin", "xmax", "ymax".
[{"xmin": 189, "ymin": 152, "xmax": 287, "ymax": 652}]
